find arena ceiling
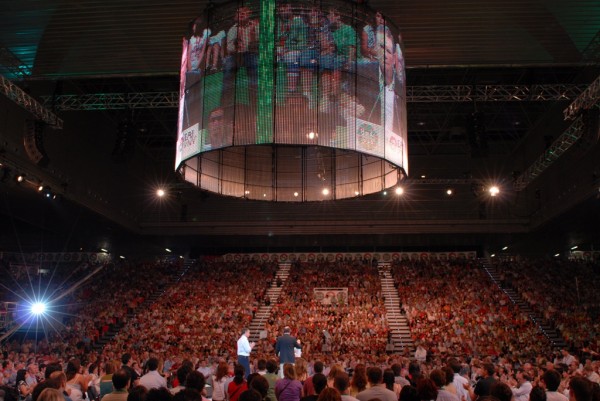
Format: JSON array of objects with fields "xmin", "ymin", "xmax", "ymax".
[{"xmin": 0, "ymin": 0, "xmax": 599, "ymax": 255}]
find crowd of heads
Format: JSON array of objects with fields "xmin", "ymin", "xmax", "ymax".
[{"xmin": 0, "ymin": 256, "xmax": 599, "ymax": 401}]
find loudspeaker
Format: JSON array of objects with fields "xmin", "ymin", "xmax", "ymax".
[
  {"xmin": 111, "ymin": 118, "xmax": 137, "ymax": 162},
  {"xmin": 23, "ymin": 120, "xmax": 50, "ymax": 167}
]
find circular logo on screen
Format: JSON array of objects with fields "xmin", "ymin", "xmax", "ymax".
[{"xmin": 357, "ymin": 123, "xmax": 379, "ymax": 151}]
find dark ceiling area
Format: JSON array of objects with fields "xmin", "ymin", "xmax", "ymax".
[{"xmin": 0, "ymin": 0, "xmax": 599, "ymax": 256}]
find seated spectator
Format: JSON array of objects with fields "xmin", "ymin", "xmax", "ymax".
[
  {"xmin": 490, "ymin": 382, "xmax": 513, "ymax": 401},
  {"xmin": 275, "ymin": 364, "xmax": 302, "ymax": 401},
  {"xmin": 301, "ymin": 374, "xmax": 327, "ymax": 401},
  {"xmin": 229, "ymin": 365, "xmax": 248, "ymax": 401},
  {"xmin": 332, "ymin": 372, "xmax": 359, "ymax": 401},
  {"xmin": 101, "ymin": 369, "xmax": 130, "ymax": 401},
  {"xmin": 316, "ymin": 388, "xmax": 342, "ymax": 401},
  {"xmin": 356, "ymin": 367, "xmax": 397, "ymax": 401},
  {"xmin": 126, "ymin": 385, "xmax": 148, "ymax": 401},
  {"xmin": 139, "ymin": 358, "xmax": 166, "ymax": 390},
  {"xmin": 38, "ymin": 388, "xmax": 64, "ymax": 401},
  {"xmin": 430, "ymin": 369, "xmax": 458, "ymax": 401}
]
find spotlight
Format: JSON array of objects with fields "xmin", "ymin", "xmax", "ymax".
[
  {"xmin": 100, "ymin": 248, "xmax": 108, "ymax": 253},
  {"xmin": 554, "ymin": 253, "xmax": 560, "ymax": 257},
  {"xmin": 491, "ymin": 254, "xmax": 496, "ymax": 257},
  {"xmin": 571, "ymin": 245, "xmax": 578, "ymax": 250},
  {"xmin": 446, "ymin": 189, "xmax": 453, "ymax": 196},
  {"xmin": 156, "ymin": 188, "xmax": 166, "ymax": 197},
  {"xmin": 322, "ymin": 188, "xmax": 329, "ymax": 196},
  {"xmin": 502, "ymin": 246, "xmax": 508, "ymax": 251},
  {"xmin": 293, "ymin": 192, "xmax": 299, "ymax": 197},
  {"xmin": 244, "ymin": 190, "xmax": 250, "ymax": 195},
  {"xmin": 395, "ymin": 187, "xmax": 404, "ymax": 195},
  {"xmin": 30, "ymin": 302, "xmax": 47, "ymax": 316},
  {"xmin": 354, "ymin": 191, "xmax": 360, "ymax": 196},
  {"xmin": 489, "ymin": 186, "xmax": 500, "ymax": 197},
  {"xmin": 307, "ymin": 131, "xmax": 318, "ymax": 140},
  {"xmin": 16, "ymin": 174, "xmax": 25, "ymax": 183},
  {"xmin": 420, "ymin": 175, "xmax": 426, "ymax": 179},
  {"xmin": 383, "ymin": 191, "xmax": 388, "ymax": 196},
  {"xmin": 165, "ymin": 248, "xmax": 172, "ymax": 253},
  {"xmin": 38, "ymin": 185, "xmax": 44, "ymax": 192},
  {"xmin": 119, "ymin": 255, "xmax": 125, "ymax": 259}
]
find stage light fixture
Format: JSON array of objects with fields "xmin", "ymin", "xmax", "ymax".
[
  {"xmin": 165, "ymin": 248, "xmax": 172, "ymax": 253},
  {"xmin": 30, "ymin": 302, "xmax": 47, "ymax": 316},
  {"xmin": 16, "ymin": 174, "xmax": 25, "ymax": 183},
  {"xmin": 554, "ymin": 253, "xmax": 560, "ymax": 257},
  {"xmin": 489, "ymin": 186, "xmax": 500, "ymax": 196},
  {"xmin": 38, "ymin": 185, "xmax": 44, "ymax": 192},
  {"xmin": 446, "ymin": 189, "xmax": 453, "ymax": 196},
  {"xmin": 395, "ymin": 187, "xmax": 404, "ymax": 195},
  {"xmin": 571, "ymin": 245, "xmax": 578, "ymax": 250},
  {"xmin": 156, "ymin": 188, "xmax": 166, "ymax": 197},
  {"xmin": 322, "ymin": 188, "xmax": 330, "ymax": 196},
  {"xmin": 307, "ymin": 131, "xmax": 318, "ymax": 140},
  {"xmin": 502, "ymin": 246, "xmax": 508, "ymax": 250}
]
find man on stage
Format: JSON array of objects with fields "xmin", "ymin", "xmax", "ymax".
[
  {"xmin": 237, "ymin": 328, "xmax": 255, "ymax": 379},
  {"xmin": 275, "ymin": 326, "xmax": 301, "ymax": 377}
]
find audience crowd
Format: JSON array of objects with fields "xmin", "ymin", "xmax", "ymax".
[
  {"xmin": 261, "ymin": 260, "xmax": 388, "ymax": 363},
  {"xmin": 390, "ymin": 260, "xmax": 552, "ymax": 360},
  {"xmin": 493, "ymin": 259, "xmax": 600, "ymax": 352},
  {"xmin": 0, "ymin": 256, "xmax": 599, "ymax": 401}
]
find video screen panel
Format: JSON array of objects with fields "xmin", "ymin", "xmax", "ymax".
[{"xmin": 176, "ymin": 0, "xmax": 407, "ymax": 175}]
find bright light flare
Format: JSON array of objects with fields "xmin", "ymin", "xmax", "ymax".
[
  {"xmin": 31, "ymin": 302, "xmax": 47, "ymax": 316},
  {"xmin": 156, "ymin": 188, "xmax": 166, "ymax": 197},
  {"xmin": 395, "ymin": 187, "xmax": 404, "ymax": 195},
  {"xmin": 489, "ymin": 186, "xmax": 500, "ymax": 197}
]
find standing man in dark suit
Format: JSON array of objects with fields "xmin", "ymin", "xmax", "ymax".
[{"xmin": 275, "ymin": 326, "xmax": 301, "ymax": 377}]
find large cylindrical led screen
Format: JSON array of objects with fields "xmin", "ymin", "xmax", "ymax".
[{"xmin": 176, "ymin": 0, "xmax": 407, "ymax": 201}]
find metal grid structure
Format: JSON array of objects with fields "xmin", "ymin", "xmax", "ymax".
[
  {"xmin": 408, "ymin": 84, "xmax": 586, "ymax": 103},
  {"xmin": 563, "ymin": 75, "xmax": 600, "ymax": 120},
  {"xmin": 513, "ymin": 116, "xmax": 585, "ymax": 191},
  {"xmin": 0, "ymin": 47, "xmax": 31, "ymax": 79},
  {"xmin": 41, "ymin": 84, "xmax": 586, "ymax": 111},
  {"xmin": 0, "ymin": 75, "xmax": 63, "ymax": 128}
]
